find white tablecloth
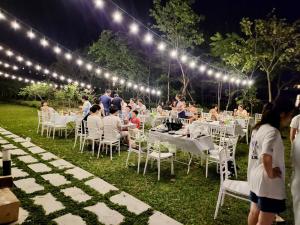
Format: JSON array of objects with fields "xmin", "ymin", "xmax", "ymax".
[
  {"xmin": 52, "ymin": 114, "xmax": 77, "ymax": 125},
  {"xmin": 148, "ymin": 131, "xmax": 214, "ymax": 155},
  {"xmin": 192, "ymin": 120, "xmax": 245, "ymax": 136}
]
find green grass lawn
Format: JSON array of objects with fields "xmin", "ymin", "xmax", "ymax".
[{"xmin": 0, "ymin": 103, "xmax": 294, "ymax": 225}]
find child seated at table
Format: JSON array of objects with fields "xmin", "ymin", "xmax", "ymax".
[{"xmin": 130, "ymin": 110, "xmax": 141, "ymax": 129}]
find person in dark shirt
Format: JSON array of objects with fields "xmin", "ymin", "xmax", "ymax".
[
  {"xmin": 99, "ymin": 89, "xmax": 112, "ymax": 116},
  {"xmin": 111, "ymin": 94, "xmax": 123, "ymax": 111}
]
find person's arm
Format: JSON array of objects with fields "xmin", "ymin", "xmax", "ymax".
[
  {"xmin": 262, "ymin": 154, "xmax": 281, "ymax": 179},
  {"xmin": 290, "ymin": 127, "xmax": 297, "ymax": 143}
]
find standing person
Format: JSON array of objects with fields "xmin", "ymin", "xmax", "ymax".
[
  {"xmin": 247, "ymin": 100, "xmax": 295, "ymax": 225},
  {"xmin": 100, "ymin": 89, "xmax": 112, "ymax": 116},
  {"xmin": 175, "ymin": 94, "xmax": 186, "ymax": 118},
  {"xmin": 81, "ymin": 96, "xmax": 92, "ymax": 117},
  {"xmin": 111, "ymin": 94, "xmax": 123, "ymax": 111},
  {"xmin": 290, "ymin": 109, "xmax": 300, "ymax": 142}
]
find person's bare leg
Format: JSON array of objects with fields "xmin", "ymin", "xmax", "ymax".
[
  {"xmin": 248, "ymin": 202, "xmax": 259, "ymax": 225},
  {"xmin": 257, "ymin": 211, "xmax": 275, "ymax": 225}
]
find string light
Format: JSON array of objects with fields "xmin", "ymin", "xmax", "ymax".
[
  {"xmin": 0, "ymin": 11, "xmax": 6, "ymax": 20},
  {"xmin": 6, "ymin": 50, "xmax": 13, "ymax": 57},
  {"xmin": 144, "ymin": 33, "xmax": 153, "ymax": 44},
  {"xmin": 95, "ymin": 68, "xmax": 101, "ymax": 75},
  {"xmin": 12, "ymin": 65, "xmax": 18, "ymax": 70},
  {"xmin": 169, "ymin": 49, "xmax": 178, "ymax": 59},
  {"xmin": 207, "ymin": 69, "xmax": 213, "ymax": 76},
  {"xmin": 16, "ymin": 56, "xmax": 24, "ymax": 62},
  {"xmin": 223, "ymin": 75, "xmax": 228, "ymax": 81},
  {"xmin": 53, "ymin": 46, "xmax": 61, "ymax": 54},
  {"xmin": 215, "ymin": 72, "xmax": 221, "ymax": 79},
  {"xmin": 180, "ymin": 55, "xmax": 188, "ymax": 63},
  {"xmin": 157, "ymin": 42, "xmax": 166, "ymax": 52},
  {"xmin": 76, "ymin": 59, "xmax": 83, "ymax": 66},
  {"xmin": 189, "ymin": 61, "xmax": 196, "ymax": 69},
  {"xmin": 11, "ymin": 21, "xmax": 20, "ymax": 30},
  {"xmin": 25, "ymin": 60, "xmax": 32, "ymax": 66},
  {"xmin": 35, "ymin": 65, "xmax": 41, "ymax": 71},
  {"xmin": 44, "ymin": 69, "xmax": 50, "ymax": 74},
  {"xmin": 129, "ymin": 22, "xmax": 139, "ymax": 34},
  {"xmin": 104, "ymin": 72, "xmax": 110, "ymax": 78},
  {"xmin": 65, "ymin": 53, "xmax": 72, "ymax": 60},
  {"xmin": 127, "ymin": 82, "xmax": 132, "ymax": 87},
  {"xmin": 120, "ymin": 79, "xmax": 125, "ymax": 84},
  {"xmin": 199, "ymin": 65, "xmax": 206, "ymax": 73},
  {"xmin": 86, "ymin": 63, "xmax": 92, "ymax": 71},
  {"xmin": 94, "ymin": 0, "xmax": 105, "ymax": 9},
  {"xmin": 230, "ymin": 77, "xmax": 236, "ymax": 83},
  {"xmin": 133, "ymin": 84, "xmax": 138, "ymax": 89},
  {"xmin": 40, "ymin": 38, "xmax": 49, "ymax": 47},
  {"xmin": 52, "ymin": 72, "xmax": 58, "ymax": 78},
  {"xmin": 27, "ymin": 30, "xmax": 36, "ymax": 39},
  {"xmin": 112, "ymin": 11, "xmax": 123, "ymax": 23}
]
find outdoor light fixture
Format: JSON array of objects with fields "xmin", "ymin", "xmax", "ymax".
[
  {"xmin": 207, "ymin": 69, "xmax": 213, "ymax": 76},
  {"xmin": 180, "ymin": 55, "xmax": 188, "ymax": 63},
  {"xmin": 11, "ymin": 21, "xmax": 20, "ymax": 30},
  {"xmin": 169, "ymin": 49, "xmax": 178, "ymax": 59},
  {"xmin": 189, "ymin": 61, "xmax": 196, "ymax": 69},
  {"xmin": 223, "ymin": 75, "xmax": 228, "ymax": 81},
  {"xmin": 215, "ymin": 72, "xmax": 221, "ymax": 79},
  {"xmin": 53, "ymin": 46, "xmax": 61, "ymax": 54},
  {"xmin": 95, "ymin": 68, "xmax": 101, "ymax": 75},
  {"xmin": 27, "ymin": 30, "xmax": 36, "ymax": 39},
  {"xmin": 40, "ymin": 38, "xmax": 49, "ymax": 47},
  {"xmin": 52, "ymin": 72, "xmax": 58, "ymax": 78},
  {"xmin": 112, "ymin": 11, "xmax": 123, "ymax": 23},
  {"xmin": 44, "ymin": 69, "xmax": 49, "ymax": 74},
  {"xmin": 35, "ymin": 65, "xmax": 41, "ymax": 71},
  {"xmin": 157, "ymin": 42, "xmax": 166, "ymax": 51},
  {"xmin": 94, "ymin": 0, "xmax": 105, "ymax": 9},
  {"xmin": 199, "ymin": 65, "xmax": 206, "ymax": 73},
  {"xmin": 133, "ymin": 84, "xmax": 138, "ymax": 89},
  {"xmin": 76, "ymin": 59, "xmax": 83, "ymax": 66},
  {"xmin": 0, "ymin": 11, "xmax": 6, "ymax": 20},
  {"xmin": 17, "ymin": 56, "xmax": 24, "ymax": 62},
  {"xmin": 6, "ymin": 50, "xmax": 13, "ymax": 57},
  {"xmin": 26, "ymin": 61, "xmax": 32, "ymax": 66},
  {"xmin": 86, "ymin": 64, "xmax": 92, "ymax": 71},
  {"xmin": 127, "ymin": 82, "xmax": 132, "ymax": 87},
  {"xmin": 60, "ymin": 75, "xmax": 65, "ymax": 81},
  {"xmin": 104, "ymin": 72, "xmax": 110, "ymax": 78},
  {"xmin": 129, "ymin": 22, "xmax": 139, "ymax": 34},
  {"xmin": 12, "ymin": 65, "xmax": 18, "ymax": 70},
  {"xmin": 65, "ymin": 53, "xmax": 72, "ymax": 60},
  {"xmin": 144, "ymin": 33, "xmax": 153, "ymax": 44},
  {"xmin": 120, "ymin": 79, "xmax": 125, "ymax": 84}
]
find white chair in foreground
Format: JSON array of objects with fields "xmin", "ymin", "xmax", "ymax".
[
  {"xmin": 38, "ymin": 111, "xmax": 52, "ymax": 136},
  {"xmin": 102, "ymin": 124, "xmax": 121, "ymax": 160},
  {"xmin": 214, "ymin": 148, "xmax": 250, "ymax": 219},
  {"xmin": 47, "ymin": 113, "xmax": 68, "ymax": 139},
  {"xmin": 240, "ymin": 118, "xmax": 250, "ymax": 144},
  {"xmin": 81, "ymin": 120, "xmax": 103, "ymax": 157},
  {"xmin": 143, "ymin": 141, "xmax": 174, "ymax": 181},
  {"xmin": 73, "ymin": 116, "xmax": 85, "ymax": 150},
  {"xmin": 126, "ymin": 128, "xmax": 147, "ymax": 173}
]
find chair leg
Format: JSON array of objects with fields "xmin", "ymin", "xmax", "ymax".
[
  {"xmin": 171, "ymin": 157, "xmax": 174, "ymax": 175},
  {"xmin": 65, "ymin": 128, "xmax": 67, "ymax": 139},
  {"xmin": 233, "ymin": 160, "xmax": 238, "ymax": 179},
  {"xmin": 157, "ymin": 159, "xmax": 161, "ymax": 181},
  {"xmin": 110, "ymin": 144, "xmax": 113, "ymax": 160},
  {"xmin": 143, "ymin": 155, "xmax": 149, "ymax": 175},
  {"xmin": 118, "ymin": 140, "xmax": 121, "ymax": 156},
  {"xmin": 79, "ymin": 136, "xmax": 83, "ymax": 151},
  {"xmin": 97, "ymin": 143, "xmax": 102, "ymax": 159},
  {"xmin": 137, "ymin": 152, "xmax": 141, "ymax": 174},
  {"xmin": 37, "ymin": 123, "xmax": 40, "ymax": 134},
  {"xmin": 73, "ymin": 135, "xmax": 78, "ymax": 149},
  {"xmin": 92, "ymin": 141, "xmax": 95, "ymax": 156},
  {"xmin": 206, "ymin": 158, "xmax": 209, "ymax": 178},
  {"xmin": 214, "ymin": 188, "xmax": 223, "ymax": 219},
  {"xmin": 126, "ymin": 149, "xmax": 131, "ymax": 168},
  {"xmin": 53, "ymin": 128, "xmax": 55, "ymax": 139},
  {"xmin": 81, "ymin": 138, "xmax": 86, "ymax": 153}
]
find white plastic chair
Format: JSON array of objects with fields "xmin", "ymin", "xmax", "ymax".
[
  {"xmin": 102, "ymin": 124, "xmax": 121, "ymax": 160},
  {"xmin": 81, "ymin": 120, "xmax": 103, "ymax": 157},
  {"xmin": 73, "ymin": 116, "xmax": 84, "ymax": 150},
  {"xmin": 143, "ymin": 141, "xmax": 174, "ymax": 181},
  {"xmin": 39, "ymin": 111, "xmax": 53, "ymax": 136},
  {"xmin": 214, "ymin": 148, "xmax": 250, "ymax": 219},
  {"xmin": 126, "ymin": 128, "xmax": 146, "ymax": 173},
  {"xmin": 37, "ymin": 110, "xmax": 42, "ymax": 133},
  {"xmin": 47, "ymin": 113, "xmax": 68, "ymax": 139},
  {"xmin": 240, "ymin": 118, "xmax": 250, "ymax": 144},
  {"xmin": 201, "ymin": 112, "xmax": 212, "ymax": 120},
  {"xmin": 178, "ymin": 118, "xmax": 191, "ymax": 125}
]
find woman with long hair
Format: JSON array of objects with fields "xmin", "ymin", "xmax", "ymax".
[{"xmin": 247, "ymin": 99, "xmax": 295, "ymax": 225}]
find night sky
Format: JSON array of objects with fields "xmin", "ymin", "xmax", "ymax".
[{"xmin": 0, "ymin": 0, "xmax": 299, "ymax": 68}]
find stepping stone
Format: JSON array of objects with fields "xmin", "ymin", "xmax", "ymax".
[
  {"xmin": 85, "ymin": 203, "xmax": 124, "ymax": 225},
  {"xmin": 110, "ymin": 192, "xmax": 151, "ymax": 215},
  {"xmin": 20, "ymin": 142, "xmax": 36, "ymax": 148},
  {"xmin": 13, "ymin": 137, "xmax": 27, "ymax": 143},
  {"xmin": 65, "ymin": 167, "xmax": 93, "ymax": 180},
  {"xmin": 149, "ymin": 211, "xmax": 183, "ymax": 225},
  {"xmin": 0, "ymin": 159, "xmax": 2, "ymax": 167},
  {"xmin": 10, "ymin": 149, "xmax": 28, "ymax": 156},
  {"xmin": 49, "ymin": 159, "xmax": 75, "ymax": 170},
  {"xmin": 1, "ymin": 131, "xmax": 13, "ymax": 135},
  {"xmin": 0, "ymin": 151, "xmax": 2, "ymax": 158},
  {"xmin": 14, "ymin": 178, "xmax": 44, "ymax": 194},
  {"xmin": 27, "ymin": 146, "xmax": 46, "ymax": 154},
  {"xmin": 39, "ymin": 152, "xmax": 58, "ymax": 161},
  {"xmin": 53, "ymin": 213, "xmax": 86, "ymax": 225},
  {"xmin": 85, "ymin": 178, "xmax": 118, "ymax": 195},
  {"xmin": 12, "ymin": 167, "xmax": 29, "ymax": 178},
  {"xmin": 18, "ymin": 155, "xmax": 38, "ymax": 164},
  {"xmin": 41, "ymin": 173, "xmax": 70, "ymax": 186},
  {"xmin": 32, "ymin": 193, "xmax": 65, "ymax": 215},
  {"xmin": 10, "ymin": 207, "xmax": 29, "ymax": 225},
  {"xmin": 28, "ymin": 163, "xmax": 52, "ymax": 173},
  {"xmin": 1, "ymin": 144, "xmax": 18, "ymax": 149},
  {"xmin": 0, "ymin": 140, "xmax": 9, "ymax": 144},
  {"xmin": 61, "ymin": 187, "xmax": 92, "ymax": 203},
  {"xmin": 5, "ymin": 134, "xmax": 20, "ymax": 139}
]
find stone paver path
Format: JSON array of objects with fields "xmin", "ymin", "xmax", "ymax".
[
  {"xmin": 85, "ymin": 203, "xmax": 124, "ymax": 225},
  {"xmin": 32, "ymin": 193, "xmax": 65, "ymax": 215},
  {"xmin": 0, "ymin": 127, "xmax": 183, "ymax": 225},
  {"xmin": 54, "ymin": 213, "xmax": 87, "ymax": 225}
]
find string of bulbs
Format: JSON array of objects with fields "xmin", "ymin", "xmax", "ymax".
[
  {"xmin": 0, "ymin": 8, "xmax": 162, "ymax": 96},
  {"xmin": 92, "ymin": 0, "xmax": 254, "ymax": 87}
]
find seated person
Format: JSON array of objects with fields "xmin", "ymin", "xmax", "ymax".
[
  {"xmin": 234, "ymin": 105, "xmax": 248, "ymax": 117},
  {"xmin": 130, "ymin": 110, "xmax": 141, "ymax": 129},
  {"xmin": 128, "ymin": 98, "xmax": 137, "ymax": 111},
  {"xmin": 136, "ymin": 99, "xmax": 147, "ymax": 114},
  {"xmin": 156, "ymin": 105, "xmax": 165, "ymax": 116},
  {"xmin": 40, "ymin": 100, "xmax": 55, "ymax": 120},
  {"xmin": 103, "ymin": 106, "xmax": 129, "ymax": 144},
  {"xmin": 87, "ymin": 105, "xmax": 103, "ymax": 138},
  {"xmin": 122, "ymin": 105, "xmax": 132, "ymax": 121},
  {"xmin": 186, "ymin": 102, "xmax": 198, "ymax": 121},
  {"xmin": 209, "ymin": 104, "xmax": 219, "ymax": 121}
]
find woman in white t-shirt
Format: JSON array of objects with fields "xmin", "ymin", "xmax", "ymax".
[
  {"xmin": 87, "ymin": 105, "xmax": 103, "ymax": 139},
  {"xmin": 247, "ymin": 100, "xmax": 295, "ymax": 225}
]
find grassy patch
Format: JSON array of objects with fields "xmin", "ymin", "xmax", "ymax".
[{"xmin": 0, "ymin": 103, "xmax": 294, "ymax": 225}]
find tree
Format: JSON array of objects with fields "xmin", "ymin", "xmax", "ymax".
[
  {"xmin": 88, "ymin": 30, "xmax": 148, "ymax": 83},
  {"xmin": 19, "ymin": 83, "xmax": 55, "ymax": 101},
  {"xmin": 211, "ymin": 14, "xmax": 300, "ymax": 102},
  {"xmin": 150, "ymin": 0, "xmax": 205, "ymax": 97}
]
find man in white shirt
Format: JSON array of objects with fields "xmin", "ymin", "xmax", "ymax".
[{"xmin": 290, "ymin": 113, "xmax": 300, "ymax": 142}]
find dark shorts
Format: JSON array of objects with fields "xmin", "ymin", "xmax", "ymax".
[
  {"xmin": 249, "ymin": 191, "xmax": 286, "ymax": 214},
  {"xmin": 178, "ymin": 111, "xmax": 186, "ymax": 118}
]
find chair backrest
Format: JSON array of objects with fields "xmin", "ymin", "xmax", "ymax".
[
  {"xmin": 87, "ymin": 120, "xmax": 103, "ymax": 139},
  {"xmin": 82, "ymin": 120, "xmax": 88, "ymax": 136},
  {"xmin": 210, "ymin": 126, "xmax": 227, "ymax": 146},
  {"xmin": 178, "ymin": 118, "xmax": 191, "ymax": 125},
  {"xmin": 219, "ymin": 148, "xmax": 229, "ymax": 183},
  {"xmin": 201, "ymin": 112, "xmax": 211, "ymax": 120},
  {"xmin": 75, "ymin": 117, "xmax": 83, "ymax": 135},
  {"xmin": 103, "ymin": 124, "xmax": 119, "ymax": 141},
  {"xmin": 225, "ymin": 135, "xmax": 239, "ymax": 158}
]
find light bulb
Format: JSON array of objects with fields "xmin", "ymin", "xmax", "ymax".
[
  {"xmin": 35, "ymin": 65, "xmax": 41, "ymax": 71},
  {"xmin": 6, "ymin": 50, "xmax": 13, "ymax": 57},
  {"xmin": 94, "ymin": 0, "xmax": 105, "ymax": 8},
  {"xmin": 169, "ymin": 49, "xmax": 178, "ymax": 59},
  {"xmin": 104, "ymin": 72, "xmax": 110, "ymax": 78},
  {"xmin": 26, "ymin": 61, "xmax": 32, "ymax": 66},
  {"xmin": 144, "ymin": 33, "xmax": 153, "ymax": 44},
  {"xmin": 112, "ymin": 11, "xmax": 123, "ymax": 23},
  {"xmin": 199, "ymin": 65, "xmax": 207, "ymax": 73},
  {"xmin": 180, "ymin": 55, "xmax": 188, "ymax": 63},
  {"xmin": 157, "ymin": 42, "xmax": 166, "ymax": 51},
  {"xmin": 44, "ymin": 69, "xmax": 50, "ymax": 74},
  {"xmin": 65, "ymin": 53, "xmax": 72, "ymax": 60},
  {"xmin": 207, "ymin": 69, "xmax": 213, "ymax": 76},
  {"xmin": 189, "ymin": 61, "xmax": 196, "ymax": 69},
  {"xmin": 76, "ymin": 59, "xmax": 83, "ymax": 66},
  {"xmin": 40, "ymin": 38, "xmax": 49, "ymax": 47},
  {"xmin": 0, "ymin": 11, "xmax": 6, "ymax": 20},
  {"xmin": 223, "ymin": 75, "xmax": 228, "ymax": 81},
  {"xmin": 129, "ymin": 23, "xmax": 139, "ymax": 34},
  {"xmin": 17, "ymin": 56, "xmax": 24, "ymax": 62},
  {"xmin": 86, "ymin": 64, "xmax": 92, "ymax": 71},
  {"xmin": 157, "ymin": 91, "xmax": 161, "ymax": 96},
  {"xmin": 127, "ymin": 82, "xmax": 132, "ymax": 87},
  {"xmin": 13, "ymin": 65, "xmax": 18, "ymax": 70},
  {"xmin": 120, "ymin": 79, "xmax": 125, "ymax": 84},
  {"xmin": 52, "ymin": 72, "xmax": 58, "ymax": 78},
  {"xmin": 27, "ymin": 30, "xmax": 36, "ymax": 39},
  {"xmin": 215, "ymin": 72, "xmax": 222, "ymax": 79},
  {"xmin": 133, "ymin": 84, "xmax": 138, "ymax": 89},
  {"xmin": 53, "ymin": 46, "xmax": 61, "ymax": 54},
  {"xmin": 11, "ymin": 21, "xmax": 20, "ymax": 30},
  {"xmin": 95, "ymin": 68, "xmax": 101, "ymax": 75}
]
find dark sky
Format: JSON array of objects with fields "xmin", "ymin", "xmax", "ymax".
[{"xmin": 0, "ymin": 0, "xmax": 299, "ymax": 66}]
